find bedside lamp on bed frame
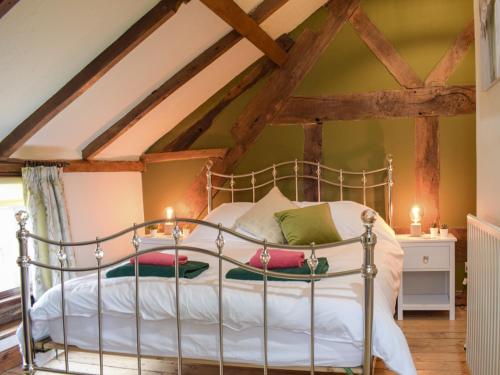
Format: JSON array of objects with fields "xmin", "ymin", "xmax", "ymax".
[{"xmin": 409, "ymin": 204, "xmax": 423, "ymax": 237}]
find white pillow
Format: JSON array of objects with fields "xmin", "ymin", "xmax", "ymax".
[
  {"xmin": 233, "ymin": 187, "xmax": 297, "ymax": 243},
  {"xmin": 186, "ymin": 202, "xmax": 253, "ymax": 243}
]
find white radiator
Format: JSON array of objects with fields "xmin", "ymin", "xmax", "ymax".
[{"xmin": 466, "ymin": 214, "xmax": 500, "ymax": 375}]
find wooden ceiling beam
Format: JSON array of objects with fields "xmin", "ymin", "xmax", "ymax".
[
  {"xmin": 425, "ymin": 20, "xmax": 475, "ymax": 86},
  {"xmin": 0, "ymin": 0, "xmax": 18, "ymax": 19},
  {"xmin": 272, "ymin": 85, "xmax": 475, "ymax": 123},
  {"xmin": 161, "ymin": 34, "xmax": 294, "ymax": 153},
  {"xmin": 0, "ymin": 0, "xmax": 188, "ymax": 158},
  {"xmin": 141, "ymin": 148, "xmax": 228, "ymax": 164},
  {"xmin": 0, "ymin": 159, "xmax": 145, "ymax": 175},
  {"xmin": 183, "ymin": 0, "xmax": 360, "ymax": 219},
  {"xmin": 82, "ymin": 0, "xmax": 287, "ymax": 160},
  {"xmin": 349, "ymin": 6, "xmax": 423, "ymax": 88},
  {"xmin": 200, "ymin": 0, "xmax": 288, "ymax": 66}
]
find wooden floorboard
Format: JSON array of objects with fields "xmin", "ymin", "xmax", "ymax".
[{"xmin": 1, "ymin": 308, "xmax": 468, "ymax": 374}]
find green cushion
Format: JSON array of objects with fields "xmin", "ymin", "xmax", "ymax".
[{"xmin": 274, "ymin": 203, "xmax": 342, "ymax": 245}]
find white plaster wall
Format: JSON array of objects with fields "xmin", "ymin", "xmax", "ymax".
[
  {"xmin": 63, "ymin": 172, "xmax": 144, "ymax": 267},
  {"xmin": 474, "ymin": 0, "xmax": 500, "ymax": 227}
]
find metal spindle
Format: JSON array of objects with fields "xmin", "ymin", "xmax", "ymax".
[
  {"xmin": 95, "ymin": 239, "xmax": 104, "ymax": 375},
  {"xmin": 272, "ymin": 164, "xmax": 277, "ymax": 187},
  {"xmin": 362, "ymin": 170, "xmax": 367, "ymax": 206},
  {"xmin": 230, "ymin": 175, "xmax": 235, "ymax": 203},
  {"xmin": 206, "ymin": 161, "xmax": 213, "ymax": 213},
  {"xmin": 316, "ymin": 162, "xmax": 321, "ymax": 202},
  {"xmin": 15, "ymin": 211, "xmax": 34, "ymax": 374},
  {"xmin": 216, "ymin": 225, "xmax": 225, "ymax": 375},
  {"xmin": 361, "ymin": 210, "xmax": 378, "ymax": 375},
  {"xmin": 339, "ymin": 170, "xmax": 344, "ymax": 201},
  {"xmin": 260, "ymin": 242, "xmax": 271, "ymax": 375},
  {"xmin": 307, "ymin": 244, "xmax": 319, "ymax": 375},
  {"xmin": 294, "ymin": 159, "xmax": 299, "ymax": 201},
  {"xmin": 386, "ymin": 155, "xmax": 394, "ymax": 227},
  {"xmin": 173, "ymin": 222, "xmax": 183, "ymax": 374},
  {"xmin": 57, "ymin": 242, "xmax": 69, "ymax": 373},
  {"xmin": 132, "ymin": 228, "xmax": 142, "ymax": 374},
  {"xmin": 251, "ymin": 172, "xmax": 256, "ymax": 203}
]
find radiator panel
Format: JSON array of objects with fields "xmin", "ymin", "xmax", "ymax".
[{"xmin": 466, "ymin": 215, "xmax": 500, "ymax": 375}]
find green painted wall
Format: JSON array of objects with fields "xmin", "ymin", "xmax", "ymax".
[{"xmin": 143, "ymin": 0, "xmax": 476, "ymax": 288}]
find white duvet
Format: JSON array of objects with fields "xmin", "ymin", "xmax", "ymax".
[{"xmin": 24, "ymin": 201, "xmax": 416, "ymax": 374}]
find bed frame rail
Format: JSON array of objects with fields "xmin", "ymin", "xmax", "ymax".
[
  {"xmin": 16, "ymin": 210, "xmax": 379, "ymax": 375},
  {"xmin": 206, "ymin": 156, "xmax": 394, "ymax": 228}
]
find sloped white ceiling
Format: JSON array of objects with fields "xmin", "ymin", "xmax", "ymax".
[{"xmin": 0, "ymin": 0, "xmax": 327, "ymax": 160}]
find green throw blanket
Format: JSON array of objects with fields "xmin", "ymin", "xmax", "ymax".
[
  {"xmin": 225, "ymin": 257, "xmax": 329, "ymax": 282},
  {"xmin": 106, "ymin": 261, "xmax": 209, "ymax": 279}
]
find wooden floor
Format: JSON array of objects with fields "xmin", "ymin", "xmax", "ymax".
[{"xmin": 2, "ymin": 308, "xmax": 468, "ymax": 375}]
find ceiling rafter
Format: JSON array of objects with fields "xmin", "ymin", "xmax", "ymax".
[
  {"xmin": 141, "ymin": 148, "xmax": 228, "ymax": 164},
  {"xmin": 200, "ymin": 0, "xmax": 288, "ymax": 66},
  {"xmin": 160, "ymin": 34, "xmax": 294, "ymax": 153},
  {"xmin": 0, "ymin": 0, "xmax": 189, "ymax": 158},
  {"xmin": 82, "ymin": 0, "xmax": 289, "ymax": 160},
  {"xmin": 0, "ymin": 0, "xmax": 18, "ymax": 20}
]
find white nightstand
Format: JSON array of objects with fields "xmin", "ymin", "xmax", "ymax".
[{"xmin": 396, "ymin": 234, "xmax": 457, "ymax": 320}]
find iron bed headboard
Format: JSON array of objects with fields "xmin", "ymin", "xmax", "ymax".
[
  {"xmin": 206, "ymin": 155, "xmax": 394, "ymax": 227},
  {"xmin": 15, "ymin": 156, "xmax": 393, "ymax": 375}
]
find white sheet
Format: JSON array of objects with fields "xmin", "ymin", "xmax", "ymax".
[{"xmin": 25, "ymin": 201, "xmax": 416, "ymax": 374}]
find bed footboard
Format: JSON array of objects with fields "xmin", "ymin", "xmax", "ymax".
[{"xmin": 16, "ymin": 209, "xmax": 378, "ymax": 375}]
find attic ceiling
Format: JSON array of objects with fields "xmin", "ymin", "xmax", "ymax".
[{"xmin": 0, "ymin": 0, "xmax": 327, "ymax": 161}]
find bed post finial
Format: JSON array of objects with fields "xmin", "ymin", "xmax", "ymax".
[
  {"xmin": 16, "ymin": 210, "xmax": 35, "ymax": 374},
  {"xmin": 361, "ymin": 209, "xmax": 377, "ymax": 375},
  {"xmin": 206, "ymin": 160, "xmax": 214, "ymax": 213},
  {"xmin": 386, "ymin": 154, "xmax": 394, "ymax": 228}
]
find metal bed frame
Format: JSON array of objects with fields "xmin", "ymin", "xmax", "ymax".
[{"xmin": 16, "ymin": 156, "xmax": 394, "ymax": 375}]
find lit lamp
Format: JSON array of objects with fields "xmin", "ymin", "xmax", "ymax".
[
  {"xmin": 409, "ymin": 205, "xmax": 423, "ymax": 237},
  {"xmin": 164, "ymin": 206, "xmax": 175, "ymax": 235},
  {"xmin": 165, "ymin": 206, "xmax": 175, "ymax": 222}
]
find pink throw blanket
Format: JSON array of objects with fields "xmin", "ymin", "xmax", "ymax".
[
  {"xmin": 249, "ymin": 249, "xmax": 305, "ymax": 269},
  {"xmin": 130, "ymin": 253, "xmax": 188, "ymax": 266}
]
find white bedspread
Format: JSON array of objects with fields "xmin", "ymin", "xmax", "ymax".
[{"xmin": 24, "ymin": 201, "xmax": 416, "ymax": 374}]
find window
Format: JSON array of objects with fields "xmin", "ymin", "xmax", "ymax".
[{"xmin": 0, "ymin": 178, "xmax": 24, "ymax": 295}]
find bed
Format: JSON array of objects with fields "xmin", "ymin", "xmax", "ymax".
[{"xmin": 15, "ymin": 158, "xmax": 417, "ymax": 375}]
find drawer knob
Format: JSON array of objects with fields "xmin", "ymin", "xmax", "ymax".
[{"xmin": 422, "ymin": 256, "xmax": 429, "ymax": 264}]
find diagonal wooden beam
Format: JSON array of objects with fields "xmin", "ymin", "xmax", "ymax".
[
  {"xmin": 200, "ymin": 0, "xmax": 288, "ymax": 66},
  {"xmin": 82, "ymin": 0, "xmax": 288, "ymax": 160},
  {"xmin": 349, "ymin": 6, "xmax": 423, "ymax": 88},
  {"xmin": 0, "ymin": 0, "xmax": 188, "ymax": 158},
  {"xmin": 161, "ymin": 34, "xmax": 294, "ymax": 152},
  {"xmin": 141, "ymin": 148, "xmax": 228, "ymax": 164},
  {"xmin": 0, "ymin": 0, "xmax": 18, "ymax": 19},
  {"xmin": 183, "ymin": 0, "xmax": 360, "ymax": 218},
  {"xmin": 425, "ymin": 20, "xmax": 475, "ymax": 86},
  {"xmin": 272, "ymin": 85, "xmax": 476, "ymax": 123}
]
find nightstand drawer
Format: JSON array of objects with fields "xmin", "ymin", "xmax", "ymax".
[{"xmin": 403, "ymin": 245, "xmax": 450, "ymax": 270}]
